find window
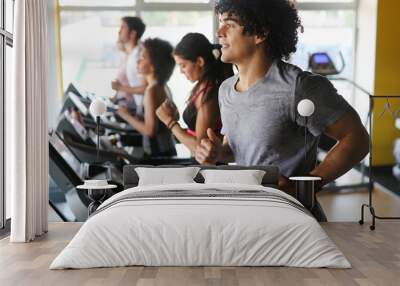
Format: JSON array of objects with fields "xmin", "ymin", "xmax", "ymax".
[
  {"xmin": 57, "ymin": 0, "xmax": 357, "ymax": 125},
  {"xmin": 58, "ymin": 1, "xmax": 214, "ymax": 125},
  {"xmin": 60, "ymin": 11, "xmax": 135, "ymax": 98},
  {"xmin": 288, "ymin": 1, "xmax": 358, "ymax": 104},
  {"xmin": 291, "ymin": 10, "xmax": 355, "ymax": 77},
  {"xmin": 141, "ymin": 11, "xmax": 213, "ymax": 119},
  {"xmin": 144, "ymin": 0, "xmax": 209, "ymax": 2},
  {"xmin": 5, "ymin": 0, "xmax": 13, "ymax": 33},
  {"xmin": 297, "ymin": 0, "xmax": 353, "ymax": 2},
  {"xmin": 1, "ymin": 0, "xmax": 14, "ymax": 230},
  {"xmin": 59, "ymin": 0, "xmax": 135, "ymax": 6}
]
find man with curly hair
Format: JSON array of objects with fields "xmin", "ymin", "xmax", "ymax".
[{"xmin": 195, "ymin": 0, "xmax": 369, "ymax": 221}]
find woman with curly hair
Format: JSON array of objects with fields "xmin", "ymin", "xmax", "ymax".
[
  {"xmin": 195, "ymin": 0, "xmax": 369, "ymax": 221},
  {"xmin": 156, "ymin": 33, "xmax": 232, "ymax": 157},
  {"xmin": 118, "ymin": 38, "xmax": 176, "ymax": 156}
]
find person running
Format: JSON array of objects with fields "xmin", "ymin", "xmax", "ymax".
[
  {"xmin": 195, "ymin": 0, "xmax": 369, "ymax": 221},
  {"xmin": 117, "ymin": 38, "xmax": 176, "ymax": 156},
  {"xmin": 156, "ymin": 33, "xmax": 232, "ymax": 157}
]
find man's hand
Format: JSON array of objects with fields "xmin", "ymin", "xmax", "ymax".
[
  {"xmin": 195, "ymin": 128, "xmax": 222, "ymax": 165},
  {"xmin": 111, "ymin": 80, "xmax": 122, "ymax": 91}
]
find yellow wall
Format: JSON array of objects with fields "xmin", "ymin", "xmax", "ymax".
[{"xmin": 372, "ymin": 0, "xmax": 400, "ymax": 165}]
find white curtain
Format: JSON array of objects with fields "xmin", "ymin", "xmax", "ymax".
[{"xmin": 6, "ymin": 0, "xmax": 49, "ymax": 242}]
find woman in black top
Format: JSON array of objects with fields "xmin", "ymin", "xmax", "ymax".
[
  {"xmin": 118, "ymin": 38, "xmax": 176, "ymax": 156},
  {"xmin": 156, "ymin": 33, "xmax": 232, "ymax": 158}
]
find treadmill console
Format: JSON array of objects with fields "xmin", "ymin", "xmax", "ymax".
[{"xmin": 309, "ymin": 52, "xmax": 339, "ymax": 76}]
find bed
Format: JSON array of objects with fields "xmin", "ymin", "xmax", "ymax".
[{"xmin": 50, "ymin": 165, "xmax": 350, "ymax": 269}]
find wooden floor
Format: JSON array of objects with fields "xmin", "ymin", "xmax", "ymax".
[
  {"xmin": 1, "ymin": 222, "xmax": 400, "ymax": 286},
  {"xmin": 317, "ymin": 168, "xmax": 400, "ymax": 221},
  {"xmin": 318, "ymin": 187, "xmax": 400, "ymax": 222}
]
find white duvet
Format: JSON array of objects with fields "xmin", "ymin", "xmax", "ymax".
[{"xmin": 50, "ymin": 183, "xmax": 351, "ymax": 269}]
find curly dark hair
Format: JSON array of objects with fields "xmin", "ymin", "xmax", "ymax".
[
  {"xmin": 215, "ymin": 0, "xmax": 302, "ymax": 60},
  {"xmin": 143, "ymin": 38, "xmax": 175, "ymax": 85}
]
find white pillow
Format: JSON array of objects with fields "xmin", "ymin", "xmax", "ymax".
[
  {"xmin": 135, "ymin": 167, "xmax": 201, "ymax": 186},
  {"xmin": 200, "ymin": 169, "xmax": 266, "ymax": 185}
]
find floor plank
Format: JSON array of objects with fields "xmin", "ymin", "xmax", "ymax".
[{"xmin": 1, "ymin": 222, "xmax": 399, "ymax": 286}]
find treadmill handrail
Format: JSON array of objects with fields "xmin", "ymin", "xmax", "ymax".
[
  {"xmin": 64, "ymin": 136, "xmax": 140, "ymax": 164},
  {"xmin": 83, "ymin": 117, "xmax": 140, "ymax": 135}
]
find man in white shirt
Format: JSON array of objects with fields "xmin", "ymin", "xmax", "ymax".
[
  {"xmin": 111, "ymin": 40, "xmax": 131, "ymax": 106},
  {"xmin": 112, "ymin": 16, "xmax": 147, "ymax": 108}
]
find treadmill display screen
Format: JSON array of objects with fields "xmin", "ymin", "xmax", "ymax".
[{"xmin": 313, "ymin": 54, "xmax": 330, "ymax": 64}]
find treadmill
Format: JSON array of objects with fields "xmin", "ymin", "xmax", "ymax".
[
  {"xmin": 58, "ymin": 82, "xmax": 194, "ymax": 166},
  {"xmin": 58, "ymin": 84, "xmax": 144, "ymax": 164},
  {"xmin": 56, "ymin": 110, "xmax": 144, "ymax": 166},
  {"xmin": 49, "ymin": 131, "xmax": 123, "ymax": 222},
  {"xmin": 61, "ymin": 83, "xmax": 92, "ymax": 116},
  {"xmin": 62, "ymin": 83, "xmax": 140, "ymax": 135}
]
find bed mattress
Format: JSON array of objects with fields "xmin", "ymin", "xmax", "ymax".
[{"xmin": 50, "ymin": 183, "xmax": 351, "ymax": 269}]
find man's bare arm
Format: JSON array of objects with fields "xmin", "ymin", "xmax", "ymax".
[{"xmin": 310, "ymin": 110, "xmax": 369, "ymax": 186}]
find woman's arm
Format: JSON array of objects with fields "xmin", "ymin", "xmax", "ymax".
[
  {"xmin": 119, "ymin": 84, "xmax": 146, "ymax": 95},
  {"xmin": 112, "ymin": 77, "xmax": 147, "ymax": 95},
  {"xmin": 169, "ymin": 126, "xmax": 197, "ymax": 155},
  {"xmin": 170, "ymin": 98, "xmax": 219, "ymax": 155},
  {"xmin": 117, "ymin": 86, "xmax": 159, "ymax": 137}
]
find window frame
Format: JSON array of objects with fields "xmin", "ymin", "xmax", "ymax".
[{"xmin": 1, "ymin": 0, "xmax": 14, "ymax": 230}]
